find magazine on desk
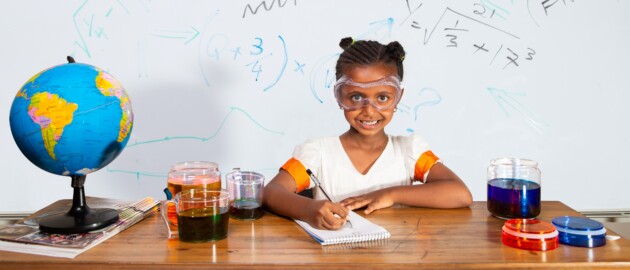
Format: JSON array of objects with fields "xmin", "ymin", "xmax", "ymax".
[{"xmin": 0, "ymin": 196, "xmax": 159, "ymax": 259}]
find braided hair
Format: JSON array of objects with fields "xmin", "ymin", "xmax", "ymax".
[{"xmin": 335, "ymin": 37, "xmax": 406, "ymax": 80}]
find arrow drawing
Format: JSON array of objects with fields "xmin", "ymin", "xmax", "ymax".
[
  {"xmin": 356, "ymin": 17, "xmax": 394, "ymax": 41},
  {"xmin": 487, "ymin": 87, "xmax": 549, "ymax": 133},
  {"xmin": 151, "ymin": 26, "xmax": 200, "ymax": 45}
]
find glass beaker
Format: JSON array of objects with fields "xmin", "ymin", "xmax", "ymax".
[
  {"xmin": 487, "ymin": 158, "xmax": 541, "ymax": 219},
  {"xmin": 160, "ymin": 189, "xmax": 230, "ymax": 242},
  {"xmin": 165, "ymin": 161, "xmax": 221, "ymax": 227},
  {"xmin": 226, "ymin": 169, "xmax": 264, "ymax": 220}
]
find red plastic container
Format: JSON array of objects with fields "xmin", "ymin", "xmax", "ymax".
[{"xmin": 502, "ymin": 219, "xmax": 559, "ymax": 251}]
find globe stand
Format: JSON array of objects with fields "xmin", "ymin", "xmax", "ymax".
[{"xmin": 38, "ymin": 175, "xmax": 119, "ymax": 234}]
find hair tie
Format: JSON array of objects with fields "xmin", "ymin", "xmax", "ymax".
[
  {"xmin": 400, "ymin": 55, "xmax": 405, "ymax": 61},
  {"xmin": 351, "ymin": 39, "xmax": 356, "ymax": 45}
]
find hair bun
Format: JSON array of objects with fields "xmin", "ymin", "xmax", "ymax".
[
  {"xmin": 339, "ymin": 37, "xmax": 354, "ymax": 50},
  {"xmin": 386, "ymin": 41, "xmax": 406, "ymax": 61}
]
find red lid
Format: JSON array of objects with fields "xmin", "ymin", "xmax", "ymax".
[{"xmin": 502, "ymin": 219, "xmax": 559, "ymax": 251}]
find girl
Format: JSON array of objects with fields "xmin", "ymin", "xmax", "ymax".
[{"xmin": 263, "ymin": 37, "xmax": 472, "ymax": 230}]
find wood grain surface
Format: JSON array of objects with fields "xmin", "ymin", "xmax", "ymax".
[{"xmin": 1, "ymin": 201, "xmax": 629, "ymax": 269}]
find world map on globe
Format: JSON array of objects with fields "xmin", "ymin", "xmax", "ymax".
[{"xmin": 9, "ymin": 62, "xmax": 133, "ymax": 176}]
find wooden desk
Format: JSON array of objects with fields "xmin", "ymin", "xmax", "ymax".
[{"xmin": 1, "ymin": 201, "xmax": 629, "ymax": 269}]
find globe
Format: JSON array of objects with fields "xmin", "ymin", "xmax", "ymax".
[
  {"xmin": 9, "ymin": 58, "xmax": 133, "ymax": 234},
  {"xmin": 9, "ymin": 61, "xmax": 133, "ymax": 177}
]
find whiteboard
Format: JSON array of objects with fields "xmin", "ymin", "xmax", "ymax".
[{"xmin": 1, "ymin": 0, "xmax": 629, "ymax": 212}]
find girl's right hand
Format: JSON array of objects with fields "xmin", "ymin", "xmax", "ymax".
[{"xmin": 303, "ymin": 200, "xmax": 349, "ymax": 230}]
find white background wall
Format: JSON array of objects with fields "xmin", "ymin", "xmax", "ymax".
[{"xmin": 1, "ymin": 0, "xmax": 629, "ymax": 212}]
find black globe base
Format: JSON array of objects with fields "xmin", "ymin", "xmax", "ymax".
[
  {"xmin": 38, "ymin": 175, "xmax": 120, "ymax": 234},
  {"xmin": 38, "ymin": 208, "xmax": 119, "ymax": 234}
]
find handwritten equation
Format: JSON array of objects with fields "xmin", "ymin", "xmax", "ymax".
[
  {"xmin": 242, "ymin": 0, "xmax": 297, "ymax": 18},
  {"xmin": 411, "ymin": 6, "xmax": 535, "ymax": 70},
  {"xmin": 200, "ymin": 34, "xmax": 288, "ymax": 91},
  {"xmin": 61, "ymin": 0, "xmax": 605, "ymax": 180},
  {"xmin": 402, "ymin": 0, "xmax": 578, "ymax": 69}
]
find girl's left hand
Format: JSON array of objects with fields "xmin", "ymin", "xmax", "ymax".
[{"xmin": 340, "ymin": 189, "xmax": 394, "ymax": 214}]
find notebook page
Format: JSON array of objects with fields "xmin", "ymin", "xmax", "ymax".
[{"xmin": 294, "ymin": 211, "xmax": 390, "ymax": 245}]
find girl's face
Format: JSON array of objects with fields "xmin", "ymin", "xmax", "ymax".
[{"xmin": 339, "ymin": 63, "xmax": 402, "ymax": 137}]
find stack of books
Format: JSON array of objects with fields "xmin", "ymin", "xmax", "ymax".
[{"xmin": 0, "ymin": 196, "xmax": 159, "ymax": 258}]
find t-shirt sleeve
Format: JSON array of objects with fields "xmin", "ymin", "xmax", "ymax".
[
  {"xmin": 405, "ymin": 134, "xmax": 441, "ymax": 183},
  {"xmin": 280, "ymin": 138, "xmax": 322, "ymax": 193}
]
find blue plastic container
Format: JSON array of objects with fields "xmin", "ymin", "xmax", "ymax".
[{"xmin": 551, "ymin": 216, "xmax": 606, "ymax": 248}]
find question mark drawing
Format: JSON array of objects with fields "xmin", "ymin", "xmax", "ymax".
[{"xmin": 399, "ymin": 87, "xmax": 442, "ymax": 121}]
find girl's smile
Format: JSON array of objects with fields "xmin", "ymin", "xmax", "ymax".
[
  {"xmin": 340, "ymin": 63, "xmax": 401, "ymax": 137},
  {"xmin": 357, "ymin": 119, "xmax": 381, "ymax": 130}
]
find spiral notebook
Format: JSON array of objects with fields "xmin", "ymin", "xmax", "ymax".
[{"xmin": 294, "ymin": 211, "xmax": 390, "ymax": 245}]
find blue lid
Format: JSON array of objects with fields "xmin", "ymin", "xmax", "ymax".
[
  {"xmin": 551, "ymin": 216, "xmax": 606, "ymax": 248},
  {"xmin": 552, "ymin": 216, "xmax": 604, "ymax": 231}
]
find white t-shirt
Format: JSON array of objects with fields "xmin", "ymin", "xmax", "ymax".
[{"xmin": 281, "ymin": 134, "xmax": 440, "ymax": 202}]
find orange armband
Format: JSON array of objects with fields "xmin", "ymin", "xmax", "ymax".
[
  {"xmin": 414, "ymin": 150, "xmax": 439, "ymax": 182},
  {"xmin": 280, "ymin": 158, "xmax": 310, "ymax": 193}
]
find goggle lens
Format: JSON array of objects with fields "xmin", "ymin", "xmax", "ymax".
[{"xmin": 334, "ymin": 75, "xmax": 402, "ymax": 111}]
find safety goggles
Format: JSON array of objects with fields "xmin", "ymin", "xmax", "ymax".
[{"xmin": 334, "ymin": 75, "xmax": 403, "ymax": 111}]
